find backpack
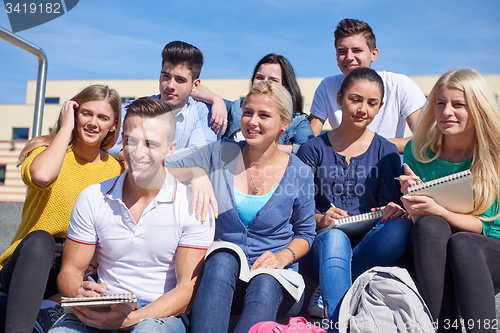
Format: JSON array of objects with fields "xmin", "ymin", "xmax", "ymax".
[
  {"xmin": 338, "ymin": 266, "xmax": 436, "ymax": 333},
  {"xmin": 249, "ymin": 316, "xmax": 327, "ymax": 333}
]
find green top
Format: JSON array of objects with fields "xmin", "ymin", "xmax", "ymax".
[{"xmin": 403, "ymin": 141, "xmax": 500, "ymax": 238}]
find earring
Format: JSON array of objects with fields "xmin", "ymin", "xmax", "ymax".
[
  {"xmin": 280, "ymin": 129, "xmax": 284, "ymax": 132},
  {"xmin": 337, "ymin": 102, "xmax": 341, "ymax": 106}
]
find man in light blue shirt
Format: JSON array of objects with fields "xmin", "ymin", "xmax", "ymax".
[{"xmin": 108, "ymin": 41, "xmax": 217, "ymax": 158}]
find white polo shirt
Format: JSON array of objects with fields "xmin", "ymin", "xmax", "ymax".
[
  {"xmin": 67, "ymin": 168, "xmax": 215, "ymax": 302},
  {"xmin": 309, "ymin": 70, "xmax": 426, "ymax": 139}
]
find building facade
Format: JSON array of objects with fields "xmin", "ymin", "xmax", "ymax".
[{"xmin": 1, "ymin": 75, "xmax": 499, "ymax": 201}]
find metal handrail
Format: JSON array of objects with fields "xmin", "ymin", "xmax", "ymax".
[{"xmin": 0, "ymin": 26, "xmax": 47, "ymax": 139}]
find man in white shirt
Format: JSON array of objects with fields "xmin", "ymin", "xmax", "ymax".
[
  {"xmin": 51, "ymin": 97, "xmax": 215, "ymax": 333},
  {"xmin": 309, "ymin": 19, "xmax": 426, "ymax": 153}
]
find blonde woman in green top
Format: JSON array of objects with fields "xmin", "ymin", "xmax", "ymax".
[{"xmin": 400, "ymin": 69, "xmax": 500, "ymax": 333}]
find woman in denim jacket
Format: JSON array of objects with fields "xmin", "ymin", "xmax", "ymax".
[{"xmin": 193, "ymin": 53, "xmax": 315, "ymax": 155}]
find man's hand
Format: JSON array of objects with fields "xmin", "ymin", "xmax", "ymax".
[
  {"xmin": 71, "ymin": 303, "xmax": 135, "ymax": 330},
  {"xmin": 209, "ymin": 96, "xmax": 228, "ymax": 135},
  {"xmin": 76, "ymin": 280, "xmax": 107, "ymax": 298}
]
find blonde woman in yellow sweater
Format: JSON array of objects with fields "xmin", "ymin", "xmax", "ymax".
[{"xmin": 0, "ymin": 85, "xmax": 125, "ymax": 333}]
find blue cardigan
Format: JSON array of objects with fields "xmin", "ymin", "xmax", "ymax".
[{"xmin": 166, "ymin": 140, "xmax": 316, "ymax": 269}]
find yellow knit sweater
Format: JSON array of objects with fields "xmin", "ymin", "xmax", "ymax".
[{"xmin": 0, "ymin": 147, "xmax": 124, "ymax": 269}]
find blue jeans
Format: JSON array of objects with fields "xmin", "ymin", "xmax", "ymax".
[
  {"xmin": 191, "ymin": 249, "xmax": 303, "ymax": 333},
  {"xmin": 49, "ymin": 299, "xmax": 187, "ymax": 333},
  {"xmin": 302, "ymin": 217, "xmax": 412, "ymax": 328}
]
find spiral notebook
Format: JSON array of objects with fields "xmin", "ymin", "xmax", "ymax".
[
  {"xmin": 318, "ymin": 210, "xmax": 384, "ymax": 236},
  {"xmin": 60, "ymin": 294, "xmax": 138, "ymax": 314},
  {"xmin": 407, "ymin": 169, "xmax": 473, "ymax": 214}
]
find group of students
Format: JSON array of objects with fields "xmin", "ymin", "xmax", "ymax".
[{"xmin": 1, "ymin": 17, "xmax": 499, "ymax": 333}]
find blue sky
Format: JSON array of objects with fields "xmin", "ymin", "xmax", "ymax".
[{"xmin": 1, "ymin": 0, "xmax": 499, "ymax": 104}]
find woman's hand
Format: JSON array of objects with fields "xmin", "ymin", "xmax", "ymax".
[
  {"xmin": 251, "ymin": 251, "xmax": 285, "ymax": 270},
  {"xmin": 60, "ymin": 100, "xmax": 78, "ymax": 132},
  {"xmin": 373, "ymin": 202, "xmax": 408, "ymax": 221},
  {"xmin": 190, "ymin": 168, "xmax": 218, "ymax": 221},
  {"xmin": 29, "ymin": 100, "xmax": 79, "ymax": 187},
  {"xmin": 317, "ymin": 206, "xmax": 349, "ymax": 230},
  {"xmin": 401, "ymin": 194, "xmax": 444, "ymax": 218},
  {"xmin": 398, "ymin": 163, "xmax": 423, "ymax": 195}
]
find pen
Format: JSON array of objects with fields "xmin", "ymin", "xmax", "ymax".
[
  {"xmin": 394, "ymin": 176, "xmax": 421, "ymax": 181},
  {"xmin": 83, "ymin": 271, "xmax": 96, "ymax": 283}
]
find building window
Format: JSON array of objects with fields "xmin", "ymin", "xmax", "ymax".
[
  {"xmin": 45, "ymin": 97, "xmax": 60, "ymax": 104},
  {"xmin": 121, "ymin": 97, "xmax": 135, "ymax": 104},
  {"xmin": 0, "ymin": 165, "xmax": 6, "ymax": 185},
  {"xmin": 12, "ymin": 128, "xmax": 29, "ymax": 140}
]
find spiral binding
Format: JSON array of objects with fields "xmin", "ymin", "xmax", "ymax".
[
  {"xmin": 335, "ymin": 210, "xmax": 384, "ymax": 225},
  {"xmin": 407, "ymin": 169, "xmax": 471, "ymax": 194}
]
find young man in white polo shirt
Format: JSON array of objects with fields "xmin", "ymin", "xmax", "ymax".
[
  {"xmin": 309, "ymin": 18, "xmax": 426, "ymax": 153},
  {"xmin": 51, "ymin": 97, "xmax": 215, "ymax": 333}
]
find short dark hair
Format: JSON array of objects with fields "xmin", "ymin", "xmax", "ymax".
[
  {"xmin": 334, "ymin": 19, "xmax": 376, "ymax": 51},
  {"xmin": 124, "ymin": 97, "xmax": 176, "ymax": 144},
  {"xmin": 251, "ymin": 53, "xmax": 304, "ymax": 116},
  {"xmin": 338, "ymin": 68, "xmax": 384, "ymax": 102},
  {"xmin": 161, "ymin": 41, "xmax": 204, "ymax": 80}
]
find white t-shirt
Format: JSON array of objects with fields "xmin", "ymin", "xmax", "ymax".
[
  {"xmin": 309, "ymin": 70, "xmax": 426, "ymax": 139},
  {"xmin": 67, "ymin": 168, "xmax": 215, "ymax": 302}
]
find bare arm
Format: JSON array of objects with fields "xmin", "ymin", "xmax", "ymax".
[
  {"xmin": 386, "ymin": 137, "xmax": 411, "ymax": 154},
  {"xmin": 30, "ymin": 101, "xmax": 77, "ymax": 187},
  {"xmin": 57, "ymin": 239, "xmax": 104, "ymax": 297},
  {"xmin": 405, "ymin": 108, "xmax": 421, "ymax": 132},
  {"xmin": 191, "ymin": 85, "xmax": 228, "ymax": 135},
  {"xmin": 386, "ymin": 109, "xmax": 422, "ymax": 153},
  {"xmin": 67, "ymin": 247, "xmax": 206, "ymax": 330},
  {"xmin": 308, "ymin": 114, "xmax": 325, "ymax": 137},
  {"xmin": 128, "ymin": 247, "xmax": 206, "ymax": 322}
]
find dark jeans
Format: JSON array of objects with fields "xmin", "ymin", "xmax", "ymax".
[
  {"xmin": 0, "ymin": 230, "xmax": 63, "ymax": 333},
  {"xmin": 191, "ymin": 249, "xmax": 303, "ymax": 333},
  {"xmin": 409, "ymin": 216, "xmax": 500, "ymax": 333}
]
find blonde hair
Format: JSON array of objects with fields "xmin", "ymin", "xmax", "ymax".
[
  {"xmin": 411, "ymin": 68, "xmax": 500, "ymax": 219},
  {"xmin": 243, "ymin": 80, "xmax": 293, "ymax": 126},
  {"xmin": 17, "ymin": 85, "xmax": 121, "ymax": 167}
]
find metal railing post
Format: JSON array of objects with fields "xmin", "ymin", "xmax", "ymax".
[{"xmin": 0, "ymin": 26, "xmax": 47, "ymax": 138}]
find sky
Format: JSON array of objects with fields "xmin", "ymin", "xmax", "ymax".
[{"xmin": 0, "ymin": 0, "xmax": 499, "ymax": 104}]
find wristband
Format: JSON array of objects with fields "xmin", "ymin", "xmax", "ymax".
[{"xmin": 285, "ymin": 247, "xmax": 296, "ymax": 263}]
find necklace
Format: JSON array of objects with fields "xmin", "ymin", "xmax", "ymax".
[{"xmin": 244, "ymin": 152, "xmax": 280, "ymax": 195}]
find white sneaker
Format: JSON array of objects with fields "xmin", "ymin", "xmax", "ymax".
[{"xmin": 307, "ymin": 285, "xmax": 325, "ymax": 318}]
